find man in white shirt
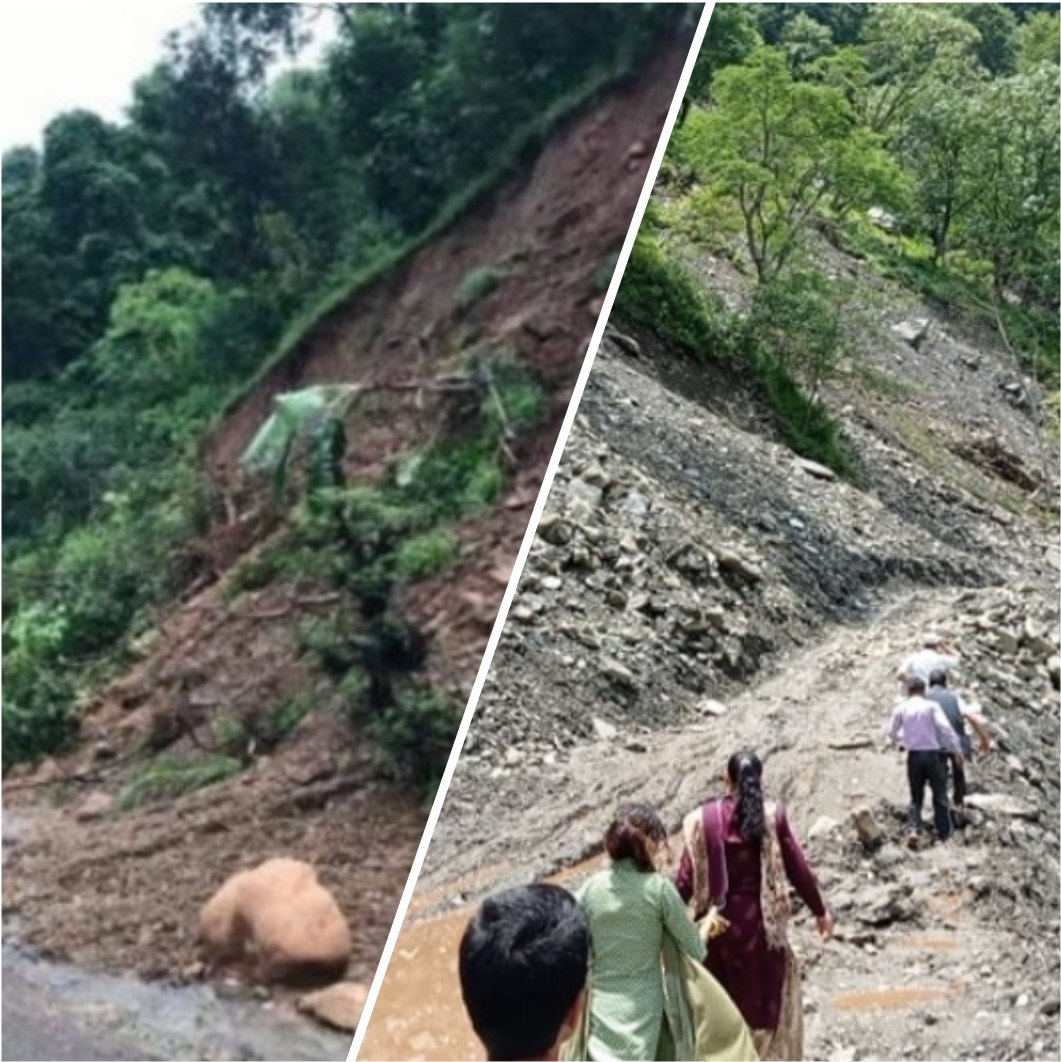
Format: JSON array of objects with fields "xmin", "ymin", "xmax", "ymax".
[
  {"xmin": 886, "ymin": 676, "xmax": 963, "ymax": 847},
  {"xmin": 897, "ymin": 632, "xmax": 961, "ymax": 695}
]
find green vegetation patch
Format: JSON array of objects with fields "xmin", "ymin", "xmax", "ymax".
[
  {"xmin": 616, "ymin": 235, "xmax": 735, "ymax": 362},
  {"xmin": 456, "ymin": 266, "xmax": 503, "ymax": 312},
  {"xmin": 395, "ymin": 531, "xmax": 461, "ymax": 581},
  {"xmin": 115, "ymin": 753, "xmax": 243, "ymax": 812}
]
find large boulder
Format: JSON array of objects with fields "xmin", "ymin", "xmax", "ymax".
[{"xmin": 199, "ymin": 858, "xmax": 351, "ymax": 985}]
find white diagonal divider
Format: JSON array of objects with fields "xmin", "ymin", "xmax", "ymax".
[{"xmin": 347, "ymin": 6, "xmax": 717, "ymax": 1057}]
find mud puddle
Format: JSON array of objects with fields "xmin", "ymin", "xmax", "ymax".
[
  {"xmin": 830, "ymin": 984, "xmax": 962, "ymax": 1012},
  {"xmin": 358, "ymin": 849, "xmax": 618, "ymax": 1060}
]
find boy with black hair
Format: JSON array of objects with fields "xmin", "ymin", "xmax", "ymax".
[{"xmin": 459, "ymin": 883, "xmax": 588, "ymax": 1062}]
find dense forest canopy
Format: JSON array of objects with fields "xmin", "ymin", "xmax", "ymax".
[
  {"xmin": 1, "ymin": 3, "xmax": 690, "ymax": 768},
  {"xmin": 620, "ymin": 3, "xmax": 1059, "ymax": 475}
]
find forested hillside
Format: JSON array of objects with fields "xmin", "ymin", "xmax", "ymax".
[
  {"xmin": 2, "ymin": 3, "xmax": 685, "ymax": 770},
  {"xmin": 366, "ymin": 9, "xmax": 1060, "ymax": 1060},
  {"xmin": 620, "ymin": 1, "xmax": 1059, "ymax": 474}
]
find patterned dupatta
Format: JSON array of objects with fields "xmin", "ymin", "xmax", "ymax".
[{"xmin": 680, "ymin": 798, "xmax": 791, "ymax": 951}]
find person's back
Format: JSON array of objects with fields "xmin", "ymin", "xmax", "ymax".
[
  {"xmin": 577, "ymin": 804, "xmax": 704, "ymax": 1061},
  {"xmin": 581, "ymin": 863, "xmax": 667, "ymax": 984},
  {"xmin": 899, "ymin": 634, "xmax": 960, "ymax": 692},
  {"xmin": 925, "ymin": 684, "xmax": 970, "ymax": 756},
  {"xmin": 889, "ymin": 693, "xmax": 961, "ymax": 753}
]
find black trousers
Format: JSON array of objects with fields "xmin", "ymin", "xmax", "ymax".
[
  {"xmin": 906, "ymin": 750, "xmax": 952, "ymax": 841},
  {"xmin": 944, "ymin": 752, "xmax": 967, "ymax": 808}
]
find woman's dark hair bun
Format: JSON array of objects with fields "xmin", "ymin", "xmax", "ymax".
[{"xmin": 604, "ymin": 802, "xmax": 666, "ymax": 873}]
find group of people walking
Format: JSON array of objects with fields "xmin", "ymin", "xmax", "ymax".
[
  {"xmin": 888, "ymin": 632, "xmax": 990, "ymax": 848},
  {"xmin": 459, "ymin": 749, "xmax": 829, "ymax": 1061},
  {"xmin": 456, "ymin": 632, "xmax": 992, "ymax": 1062}
]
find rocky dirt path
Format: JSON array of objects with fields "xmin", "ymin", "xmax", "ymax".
[{"xmin": 359, "ymin": 587, "xmax": 1059, "ymax": 1062}]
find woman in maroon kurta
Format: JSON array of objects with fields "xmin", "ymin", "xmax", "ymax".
[{"xmin": 674, "ymin": 750, "xmax": 832, "ymax": 1061}]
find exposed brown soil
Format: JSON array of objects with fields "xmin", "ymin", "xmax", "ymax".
[{"xmin": 1, "ymin": 35, "xmax": 691, "ymax": 1001}]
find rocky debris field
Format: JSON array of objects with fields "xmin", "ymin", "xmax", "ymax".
[
  {"xmin": 402, "ymin": 245, "xmax": 1059, "ymax": 1060},
  {"xmin": 453, "ymin": 337, "xmax": 1055, "ymax": 783}
]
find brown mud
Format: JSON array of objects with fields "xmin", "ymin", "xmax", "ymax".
[{"xmin": 1, "ymin": 35, "xmax": 691, "ymax": 1024}]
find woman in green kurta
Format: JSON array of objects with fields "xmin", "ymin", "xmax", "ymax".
[{"xmin": 574, "ymin": 804, "xmax": 705, "ymax": 1060}]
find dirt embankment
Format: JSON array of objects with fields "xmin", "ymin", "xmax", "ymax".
[
  {"xmin": 359, "ymin": 243, "xmax": 1060, "ymax": 1061},
  {"xmin": 1, "ymin": 35, "xmax": 690, "ymax": 998}
]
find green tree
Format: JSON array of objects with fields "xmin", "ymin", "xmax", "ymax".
[
  {"xmin": 678, "ymin": 48, "xmax": 902, "ymax": 281},
  {"xmin": 748, "ymin": 268, "xmax": 852, "ymax": 409},
  {"xmin": 1015, "ymin": 10, "xmax": 1061, "ymax": 72},
  {"xmin": 950, "ymin": 3, "xmax": 1019, "ymax": 76},
  {"xmin": 896, "ymin": 81, "xmax": 985, "ymax": 262},
  {"xmin": 961, "ymin": 65, "xmax": 1061, "ymax": 303},
  {"xmin": 857, "ymin": 5, "xmax": 983, "ymax": 138}
]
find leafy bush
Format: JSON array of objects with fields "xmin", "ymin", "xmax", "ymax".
[
  {"xmin": 751, "ymin": 355, "xmax": 854, "ymax": 478},
  {"xmin": 1, "ymin": 604, "xmax": 77, "ymax": 769},
  {"xmin": 486, "ymin": 355, "xmax": 546, "ymax": 436},
  {"xmin": 455, "ymin": 266, "xmax": 502, "ymax": 311},
  {"xmin": 395, "ymin": 531, "xmax": 460, "ymax": 581},
  {"xmin": 615, "ymin": 235, "xmax": 734, "ymax": 361},
  {"xmin": 297, "ymin": 613, "xmax": 361, "ymax": 677},
  {"xmin": 260, "ymin": 693, "xmax": 314, "ymax": 747},
  {"xmin": 364, "ymin": 684, "xmax": 458, "ymax": 799},
  {"xmin": 748, "ymin": 268, "xmax": 852, "ymax": 405}
]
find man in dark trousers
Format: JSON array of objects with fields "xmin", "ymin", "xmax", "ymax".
[
  {"xmin": 886, "ymin": 676, "xmax": 964, "ymax": 848},
  {"xmin": 926, "ymin": 668, "xmax": 991, "ymax": 823}
]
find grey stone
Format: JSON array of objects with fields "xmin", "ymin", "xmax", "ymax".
[
  {"xmin": 599, "ymin": 657, "xmax": 636, "ymax": 687},
  {"xmin": 698, "ymin": 698, "xmax": 729, "ymax": 717},
  {"xmin": 794, "ymin": 457, "xmax": 837, "ymax": 482},
  {"xmin": 965, "ymin": 793, "xmax": 1039, "ymax": 820},
  {"xmin": 851, "ymin": 805, "xmax": 885, "ymax": 851},
  {"xmin": 74, "ymin": 792, "xmax": 114, "ymax": 822},
  {"xmin": 619, "ymin": 491, "xmax": 650, "ymax": 517},
  {"xmin": 808, "ymin": 815, "xmax": 841, "ymax": 840},
  {"xmin": 538, "ymin": 514, "xmax": 572, "ymax": 546},
  {"xmin": 716, "ymin": 548, "xmax": 763, "ymax": 583},
  {"xmin": 892, "ymin": 318, "xmax": 930, "ymax": 349},
  {"xmin": 592, "ymin": 717, "xmax": 619, "ymax": 741},
  {"xmin": 569, "ymin": 479, "xmax": 603, "ymax": 508}
]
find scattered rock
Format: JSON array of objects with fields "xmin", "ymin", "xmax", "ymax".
[
  {"xmin": 794, "ymin": 457, "xmax": 837, "ymax": 482},
  {"xmin": 75, "ymin": 792, "xmax": 114, "ymax": 822},
  {"xmin": 608, "ymin": 330, "xmax": 642, "ymax": 359},
  {"xmin": 697, "ymin": 698, "xmax": 729, "ymax": 717},
  {"xmin": 592, "ymin": 716, "xmax": 619, "ymax": 741},
  {"xmin": 851, "ymin": 806, "xmax": 885, "ymax": 851},
  {"xmin": 808, "ymin": 816, "xmax": 841, "ymax": 841},
  {"xmin": 892, "ymin": 318, "xmax": 930, "ymax": 350},
  {"xmin": 716, "ymin": 548, "xmax": 762, "ymax": 583},
  {"xmin": 857, "ymin": 884, "xmax": 916, "ymax": 927},
  {"xmin": 297, "ymin": 982, "xmax": 369, "ymax": 1032},
  {"xmin": 619, "ymin": 490, "xmax": 650, "ymax": 517},
  {"xmin": 964, "ymin": 793, "xmax": 1039, "ymax": 821},
  {"xmin": 599, "ymin": 657, "xmax": 636, "ymax": 687},
  {"xmin": 867, "ymin": 206, "xmax": 897, "ymax": 232}
]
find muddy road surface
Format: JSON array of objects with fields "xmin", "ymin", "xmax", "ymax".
[{"xmin": 358, "ymin": 589, "xmax": 1060, "ymax": 1062}]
